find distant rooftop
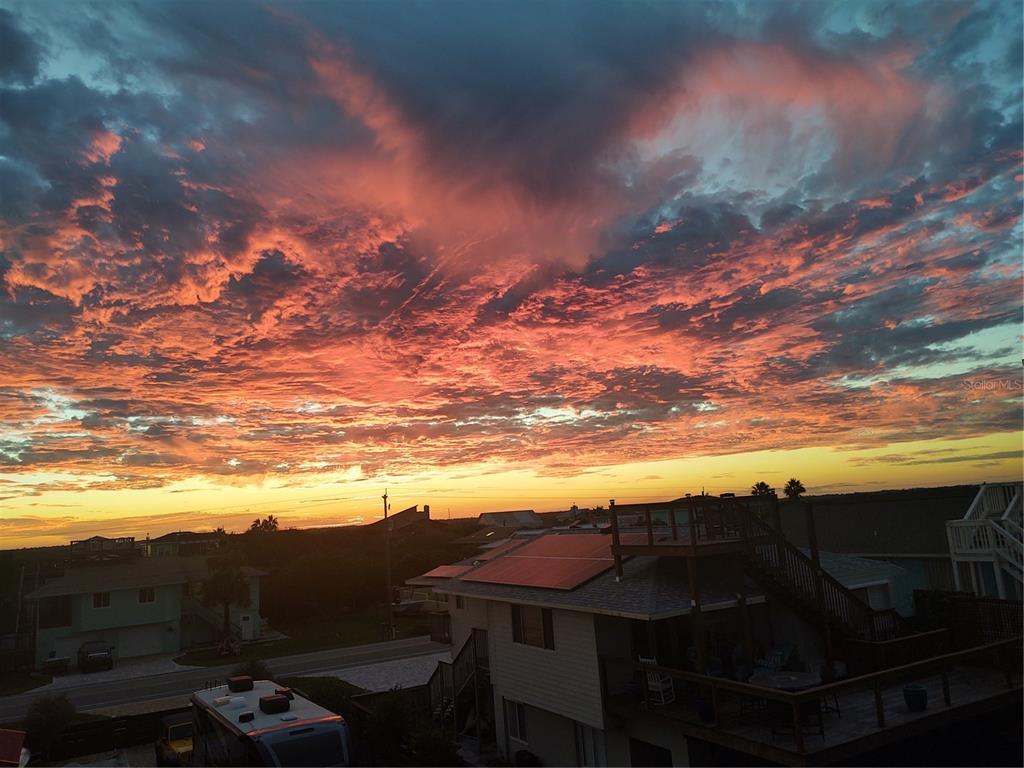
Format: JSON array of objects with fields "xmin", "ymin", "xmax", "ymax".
[
  {"xmin": 26, "ymin": 556, "xmax": 265, "ymax": 599},
  {"xmin": 477, "ymin": 510, "xmax": 543, "ymax": 528}
]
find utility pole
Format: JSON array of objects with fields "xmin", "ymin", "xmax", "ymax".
[{"xmin": 382, "ymin": 489, "xmax": 394, "ymax": 640}]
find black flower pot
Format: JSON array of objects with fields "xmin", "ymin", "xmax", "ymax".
[{"xmin": 903, "ymin": 683, "xmax": 928, "ymax": 712}]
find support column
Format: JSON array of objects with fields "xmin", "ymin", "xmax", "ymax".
[
  {"xmin": 610, "ymin": 499, "xmax": 623, "ymax": 581},
  {"xmin": 993, "ymin": 559, "xmax": 1007, "ymax": 599},
  {"xmin": 687, "ymin": 556, "xmax": 707, "ymax": 673},
  {"xmin": 806, "ymin": 502, "xmax": 835, "ymax": 668}
]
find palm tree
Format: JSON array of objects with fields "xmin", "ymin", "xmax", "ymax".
[
  {"xmin": 751, "ymin": 481, "xmax": 774, "ymax": 496},
  {"xmin": 202, "ymin": 560, "xmax": 251, "ymax": 643},
  {"xmin": 262, "ymin": 515, "xmax": 279, "ymax": 532},
  {"xmin": 783, "ymin": 478, "xmax": 806, "ymax": 500}
]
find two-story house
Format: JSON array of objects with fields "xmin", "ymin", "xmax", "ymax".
[
  {"xmin": 27, "ymin": 555, "xmax": 264, "ymax": 667},
  {"xmin": 413, "ymin": 494, "xmax": 1021, "ymax": 766}
]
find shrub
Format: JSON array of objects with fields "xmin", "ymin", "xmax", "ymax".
[{"xmin": 24, "ymin": 693, "xmax": 76, "ymax": 751}]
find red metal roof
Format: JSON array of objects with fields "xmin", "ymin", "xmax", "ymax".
[
  {"xmin": 0, "ymin": 729, "xmax": 25, "ymax": 768},
  {"xmin": 474, "ymin": 538, "xmax": 529, "ymax": 561},
  {"xmin": 421, "ymin": 564, "xmax": 474, "ymax": 578},
  {"xmin": 462, "ymin": 534, "xmax": 619, "ymax": 590}
]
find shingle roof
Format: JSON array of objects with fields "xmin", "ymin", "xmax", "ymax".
[
  {"xmin": 415, "ymin": 531, "xmax": 908, "ymax": 619},
  {"xmin": 779, "ymin": 485, "xmax": 977, "ymax": 556},
  {"xmin": 26, "ymin": 556, "xmax": 265, "ymax": 599}
]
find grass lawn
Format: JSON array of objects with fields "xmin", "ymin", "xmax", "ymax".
[
  {"xmin": 0, "ymin": 671, "xmax": 52, "ymax": 697},
  {"xmin": 174, "ymin": 609, "xmax": 431, "ymax": 667}
]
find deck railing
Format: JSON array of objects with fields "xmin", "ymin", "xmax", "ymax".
[{"xmin": 601, "ymin": 635, "xmax": 1021, "ymax": 755}]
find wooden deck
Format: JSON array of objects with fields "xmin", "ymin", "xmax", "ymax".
[{"xmin": 607, "ymin": 664, "xmax": 1022, "ymax": 766}]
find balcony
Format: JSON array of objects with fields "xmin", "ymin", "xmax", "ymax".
[{"xmin": 601, "ymin": 636, "xmax": 1021, "ymax": 766}]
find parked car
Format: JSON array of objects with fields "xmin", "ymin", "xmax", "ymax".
[
  {"xmin": 76, "ymin": 640, "xmax": 115, "ymax": 672},
  {"xmin": 155, "ymin": 712, "xmax": 193, "ymax": 766}
]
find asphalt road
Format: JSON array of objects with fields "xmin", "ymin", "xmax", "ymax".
[{"xmin": 0, "ymin": 635, "xmax": 446, "ymax": 724}]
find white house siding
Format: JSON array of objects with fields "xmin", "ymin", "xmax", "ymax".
[
  {"xmin": 449, "ymin": 596, "xmax": 489, "ymax": 650},
  {"xmin": 487, "ymin": 602, "xmax": 605, "ymax": 729}
]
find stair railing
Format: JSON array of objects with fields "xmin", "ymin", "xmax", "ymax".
[{"xmin": 740, "ymin": 509, "xmax": 899, "ymax": 640}]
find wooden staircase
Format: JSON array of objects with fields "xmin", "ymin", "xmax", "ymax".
[
  {"xmin": 428, "ymin": 628, "xmax": 490, "ymax": 735},
  {"xmin": 739, "ymin": 508, "xmax": 901, "ymax": 641}
]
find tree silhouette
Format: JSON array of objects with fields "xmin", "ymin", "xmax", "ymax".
[
  {"xmin": 783, "ymin": 478, "xmax": 806, "ymax": 500},
  {"xmin": 202, "ymin": 559, "xmax": 251, "ymax": 643},
  {"xmin": 249, "ymin": 515, "xmax": 280, "ymax": 533},
  {"xmin": 751, "ymin": 481, "xmax": 774, "ymax": 496}
]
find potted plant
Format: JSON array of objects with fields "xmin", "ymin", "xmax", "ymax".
[{"xmin": 903, "ymin": 683, "xmax": 928, "ymax": 712}]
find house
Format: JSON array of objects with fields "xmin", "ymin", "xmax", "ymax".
[
  {"xmin": 412, "ymin": 493, "xmax": 1021, "ymax": 767},
  {"xmin": 142, "ymin": 531, "xmax": 223, "ymax": 558},
  {"xmin": 366, "ymin": 504, "xmax": 431, "ymax": 532},
  {"xmin": 68, "ymin": 536, "xmax": 137, "ymax": 562},
  {"xmin": 477, "ymin": 510, "xmax": 543, "ymax": 528},
  {"xmin": 946, "ymin": 482, "xmax": 1022, "ymax": 600},
  {"xmin": 779, "ymin": 483, "xmax": 1023, "ymax": 608},
  {"xmin": 26, "ymin": 555, "xmax": 265, "ymax": 667}
]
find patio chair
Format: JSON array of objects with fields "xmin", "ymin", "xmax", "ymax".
[
  {"xmin": 638, "ymin": 655, "xmax": 675, "ymax": 706},
  {"xmin": 755, "ymin": 646, "xmax": 791, "ymax": 673}
]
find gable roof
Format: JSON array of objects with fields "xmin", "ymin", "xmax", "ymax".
[
  {"xmin": 779, "ymin": 485, "xmax": 978, "ymax": 556},
  {"xmin": 477, "ymin": 510, "xmax": 542, "ymax": 527}
]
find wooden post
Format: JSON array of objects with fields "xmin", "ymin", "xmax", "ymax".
[
  {"xmin": 792, "ymin": 700, "xmax": 805, "ymax": 753},
  {"xmin": 645, "ymin": 506, "xmax": 654, "ymax": 547},
  {"xmin": 687, "ymin": 556, "xmax": 708, "ymax": 674},
  {"xmin": 806, "ymin": 502, "xmax": 835, "ymax": 671},
  {"xmin": 610, "ymin": 500, "xmax": 623, "ymax": 580},
  {"xmin": 735, "ymin": 557, "xmax": 754, "ymax": 667},
  {"xmin": 873, "ymin": 681, "xmax": 885, "ymax": 727}
]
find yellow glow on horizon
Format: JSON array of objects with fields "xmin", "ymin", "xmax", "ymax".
[{"xmin": 1, "ymin": 430, "xmax": 1020, "ymax": 548}]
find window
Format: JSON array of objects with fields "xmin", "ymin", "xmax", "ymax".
[
  {"xmin": 505, "ymin": 699, "xmax": 527, "ymax": 742},
  {"xmin": 139, "ymin": 587, "xmax": 155, "ymax": 603},
  {"xmin": 455, "ymin": 595, "xmax": 465, "ymax": 609},
  {"xmin": 511, "ymin": 605, "xmax": 554, "ymax": 649},
  {"xmin": 93, "ymin": 592, "xmax": 110, "ymax": 609}
]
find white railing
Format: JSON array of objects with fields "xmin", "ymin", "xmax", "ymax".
[
  {"xmin": 991, "ymin": 521, "xmax": 1024, "ymax": 575},
  {"xmin": 964, "ymin": 483, "xmax": 1021, "ymax": 521}
]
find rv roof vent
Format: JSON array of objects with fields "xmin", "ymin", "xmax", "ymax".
[
  {"xmin": 227, "ymin": 675, "xmax": 254, "ymax": 693},
  {"xmin": 274, "ymin": 687, "xmax": 295, "ymax": 700},
  {"xmin": 259, "ymin": 694, "xmax": 291, "ymax": 715},
  {"xmin": 238, "ymin": 711, "xmax": 255, "ymax": 723}
]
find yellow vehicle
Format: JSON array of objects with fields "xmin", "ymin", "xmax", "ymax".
[{"xmin": 155, "ymin": 712, "xmax": 193, "ymax": 766}]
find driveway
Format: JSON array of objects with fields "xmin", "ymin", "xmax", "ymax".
[{"xmin": 0, "ymin": 635, "xmax": 446, "ymax": 724}]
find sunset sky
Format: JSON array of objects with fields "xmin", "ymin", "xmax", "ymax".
[{"xmin": 0, "ymin": 1, "xmax": 1021, "ymax": 548}]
